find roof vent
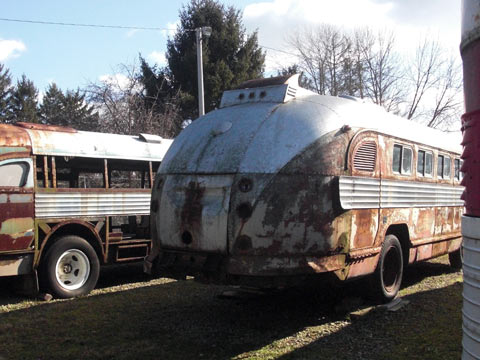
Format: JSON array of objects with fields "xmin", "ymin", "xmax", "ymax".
[
  {"xmin": 139, "ymin": 133, "xmax": 164, "ymax": 143},
  {"xmin": 220, "ymin": 74, "xmax": 314, "ymax": 108}
]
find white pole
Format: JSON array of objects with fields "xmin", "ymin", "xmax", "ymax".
[{"xmin": 196, "ymin": 28, "xmax": 205, "ymax": 117}]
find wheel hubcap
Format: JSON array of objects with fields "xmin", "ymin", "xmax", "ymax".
[{"xmin": 55, "ymin": 249, "xmax": 91, "ymax": 291}]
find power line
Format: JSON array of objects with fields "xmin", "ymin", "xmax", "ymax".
[
  {"xmin": 0, "ymin": 16, "xmax": 301, "ymax": 59},
  {"xmin": 260, "ymin": 45, "xmax": 299, "ymax": 58},
  {"xmin": 0, "ymin": 17, "xmax": 174, "ymax": 31}
]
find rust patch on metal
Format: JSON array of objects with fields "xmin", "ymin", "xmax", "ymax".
[
  {"xmin": 180, "ymin": 181, "xmax": 205, "ymax": 233},
  {"xmin": 351, "ymin": 209, "xmax": 377, "ymax": 249}
]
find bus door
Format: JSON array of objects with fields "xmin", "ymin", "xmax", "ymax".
[{"xmin": 0, "ymin": 158, "xmax": 35, "ymax": 256}]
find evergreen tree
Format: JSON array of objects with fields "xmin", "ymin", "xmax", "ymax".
[
  {"xmin": 62, "ymin": 89, "xmax": 99, "ymax": 131},
  {"xmin": 0, "ymin": 63, "xmax": 12, "ymax": 123},
  {"xmin": 164, "ymin": 0, "xmax": 265, "ymax": 118},
  {"xmin": 39, "ymin": 83, "xmax": 65, "ymax": 125},
  {"xmin": 8, "ymin": 74, "xmax": 39, "ymax": 123},
  {"xmin": 40, "ymin": 84, "xmax": 99, "ymax": 131}
]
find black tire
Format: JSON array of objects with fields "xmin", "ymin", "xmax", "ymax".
[
  {"xmin": 373, "ymin": 234, "xmax": 403, "ymax": 303},
  {"xmin": 449, "ymin": 246, "xmax": 463, "ymax": 270},
  {"xmin": 41, "ymin": 235, "xmax": 100, "ymax": 299}
]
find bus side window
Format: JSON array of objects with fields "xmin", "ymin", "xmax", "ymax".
[
  {"xmin": 454, "ymin": 158, "xmax": 461, "ymax": 180},
  {"xmin": 0, "ymin": 161, "xmax": 30, "ymax": 187},
  {"xmin": 438, "ymin": 155, "xmax": 444, "ymax": 178},
  {"xmin": 425, "ymin": 152, "xmax": 433, "ymax": 176},
  {"xmin": 437, "ymin": 154, "xmax": 451, "ymax": 179},
  {"xmin": 392, "ymin": 144, "xmax": 412, "ymax": 175},
  {"xmin": 417, "ymin": 150, "xmax": 433, "ymax": 177},
  {"xmin": 393, "ymin": 144, "xmax": 402, "ymax": 173}
]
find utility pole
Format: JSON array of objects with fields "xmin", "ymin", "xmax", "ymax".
[{"xmin": 195, "ymin": 26, "xmax": 212, "ymax": 117}]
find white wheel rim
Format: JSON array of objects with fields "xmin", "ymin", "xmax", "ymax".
[{"xmin": 55, "ymin": 249, "xmax": 91, "ymax": 291}]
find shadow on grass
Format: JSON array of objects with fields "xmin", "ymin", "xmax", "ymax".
[
  {"xmin": 0, "ymin": 260, "xmax": 462, "ymax": 360},
  {"xmin": 276, "ymin": 281, "xmax": 463, "ymax": 360},
  {"xmin": 0, "ymin": 261, "xmax": 149, "ymax": 306}
]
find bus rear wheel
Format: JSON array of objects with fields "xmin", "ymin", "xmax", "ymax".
[
  {"xmin": 42, "ymin": 235, "xmax": 100, "ymax": 299},
  {"xmin": 373, "ymin": 234, "xmax": 403, "ymax": 303}
]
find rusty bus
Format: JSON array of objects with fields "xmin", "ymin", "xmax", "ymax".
[
  {"xmin": 145, "ymin": 74, "xmax": 463, "ymax": 302},
  {"xmin": 0, "ymin": 122, "xmax": 172, "ymax": 298}
]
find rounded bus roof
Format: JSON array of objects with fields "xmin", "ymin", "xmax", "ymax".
[{"xmin": 0, "ymin": 123, "xmax": 173, "ymax": 162}]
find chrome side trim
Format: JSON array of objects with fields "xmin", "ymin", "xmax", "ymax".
[
  {"xmin": 340, "ymin": 176, "xmax": 464, "ymax": 209},
  {"xmin": 35, "ymin": 192, "xmax": 151, "ymax": 218}
]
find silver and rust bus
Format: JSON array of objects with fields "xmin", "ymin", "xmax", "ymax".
[
  {"xmin": 0, "ymin": 122, "xmax": 172, "ymax": 298},
  {"xmin": 146, "ymin": 75, "xmax": 463, "ymax": 301}
]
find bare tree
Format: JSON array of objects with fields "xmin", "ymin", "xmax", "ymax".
[
  {"xmin": 403, "ymin": 38, "xmax": 463, "ymax": 129},
  {"xmin": 85, "ymin": 63, "xmax": 182, "ymax": 137},
  {"xmin": 285, "ymin": 25, "xmax": 462, "ymax": 130},
  {"xmin": 425, "ymin": 55, "xmax": 463, "ymax": 130},
  {"xmin": 354, "ymin": 28, "xmax": 405, "ymax": 112},
  {"xmin": 287, "ymin": 25, "xmax": 352, "ymax": 96},
  {"xmin": 404, "ymin": 38, "xmax": 443, "ymax": 121}
]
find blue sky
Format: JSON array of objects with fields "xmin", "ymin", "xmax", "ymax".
[{"xmin": 0, "ymin": 0, "xmax": 461, "ymax": 96}]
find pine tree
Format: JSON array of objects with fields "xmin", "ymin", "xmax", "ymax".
[
  {"xmin": 163, "ymin": 0, "xmax": 265, "ymax": 118},
  {"xmin": 39, "ymin": 83, "xmax": 65, "ymax": 125},
  {"xmin": 62, "ymin": 89, "xmax": 99, "ymax": 131},
  {"xmin": 0, "ymin": 64, "xmax": 12, "ymax": 123},
  {"xmin": 8, "ymin": 74, "xmax": 39, "ymax": 123}
]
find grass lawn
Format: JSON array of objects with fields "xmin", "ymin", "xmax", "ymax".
[{"xmin": 0, "ymin": 257, "xmax": 463, "ymax": 360}]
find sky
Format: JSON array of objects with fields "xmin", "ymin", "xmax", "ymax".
[{"xmin": 0, "ymin": 0, "xmax": 461, "ymax": 96}]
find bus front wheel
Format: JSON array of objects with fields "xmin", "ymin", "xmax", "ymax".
[
  {"xmin": 42, "ymin": 235, "xmax": 100, "ymax": 299},
  {"xmin": 373, "ymin": 234, "xmax": 403, "ymax": 303}
]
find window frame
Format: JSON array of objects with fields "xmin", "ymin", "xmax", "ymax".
[
  {"xmin": 417, "ymin": 149, "xmax": 433, "ymax": 177},
  {"xmin": 0, "ymin": 158, "xmax": 34, "ymax": 188},
  {"xmin": 392, "ymin": 143, "xmax": 413, "ymax": 175},
  {"xmin": 437, "ymin": 154, "xmax": 451, "ymax": 180}
]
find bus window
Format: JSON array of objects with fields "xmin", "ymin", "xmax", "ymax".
[
  {"xmin": 455, "ymin": 159, "xmax": 461, "ymax": 180},
  {"xmin": 0, "ymin": 161, "xmax": 29, "ymax": 187},
  {"xmin": 444, "ymin": 156, "xmax": 451, "ymax": 178},
  {"xmin": 438, "ymin": 155, "xmax": 444, "ymax": 178},
  {"xmin": 393, "ymin": 144, "xmax": 402, "ymax": 173},
  {"xmin": 393, "ymin": 144, "xmax": 412, "ymax": 175},
  {"xmin": 425, "ymin": 152, "xmax": 433, "ymax": 176},
  {"xmin": 438, "ymin": 154, "xmax": 451, "ymax": 179},
  {"xmin": 417, "ymin": 150, "xmax": 433, "ymax": 177}
]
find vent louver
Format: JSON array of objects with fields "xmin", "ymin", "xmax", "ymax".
[{"xmin": 353, "ymin": 141, "xmax": 377, "ymax": 172}]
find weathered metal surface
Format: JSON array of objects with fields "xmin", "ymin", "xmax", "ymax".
[
  {"xmin": 0, "ymin": 158, "xmax": 35, "ymax": 253},
  {"xmin": 462, "ymin": 3, "xmax": 480, "ymax": 354},
  {"xmin": 462, "ymin": 216, "xmax": 480, "ymax": 360},
  {"xmin": 0, "ymin": 124, "xmax": 32, "ymax": 151},
  {"xmin": 0, "ymin": 254, "xmax": 34, "ymax": 276},
  {"xmin": 35, "ymin": 190, "xmax": 151, "ymax": 218},
  {"xmin": 340, "ymin": 176, "xmax": 463, "ymax": 209},
  {"xmin": 153, "ymin": 75, "xmax": 464, "ymax": 287},
  {"xmin": 25, "ymin": 128, "xmax": 173, "ymax": 162},
  {"xmin": 159, "ymin": 175, "xmax": 233, "ymax": 253}
]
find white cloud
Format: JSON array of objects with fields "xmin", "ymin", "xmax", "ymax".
[
  {"xmin": 0, "ymin": 38, "xmax": 26, "ymax": 61},
  {"xmin": 148, "ymin": 51, "xmax": 167, "ymax": 67},
  {"xmin": 99, "ymin": 73, "xmax": 131, "ymax": 90},
  {"xmin": 242, "ymin": 0, "xmax": 460, "ymax": 74},
  {"xmin": 161, "ymin": 21, "xmax": 179, "ymax": 38},
  {"xmin": 126, "ymin": 29, "xmax": 141, "ymax": 38},
  {"xmin": 244, "ymin": 0, "xmax": 394, "ymax": 28}
]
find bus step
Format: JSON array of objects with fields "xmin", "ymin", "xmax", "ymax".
[{"xmin": 115, "ymin": 243, "xmax": 150, "ymax": 262}]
